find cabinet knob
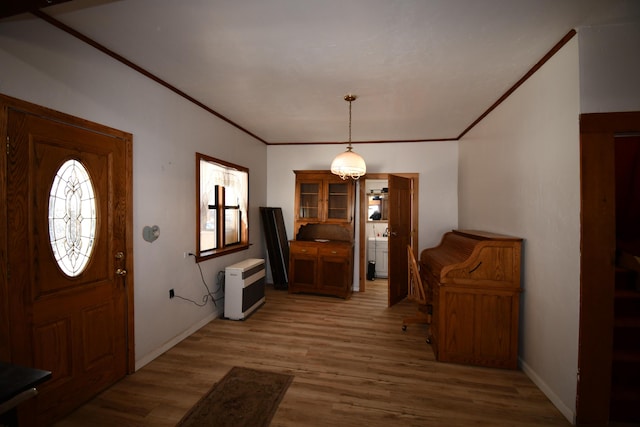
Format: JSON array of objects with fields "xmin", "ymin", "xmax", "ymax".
[
  {"xmin": 301, "ymin": 249, "xmax": 307, "ymax": 253},
  {"xmin": 331, "ymin": 251, "xmax": 337, "ymax": 254}
]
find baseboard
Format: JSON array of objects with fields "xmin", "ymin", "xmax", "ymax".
[
  {"xmin": 519, "ymin": 357, "xmax": 576, "ymax": 425},
  {"xmin": 135, "ymin": 309, "xmax": 222, "ymax": 371}
]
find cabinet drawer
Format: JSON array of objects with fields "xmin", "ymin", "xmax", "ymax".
[
  {"xmin": 318, "ymin": 245, "xmax": 350, "ymax": 257},
  {"xmin": 290, "ymin": 245, "xmax": 318, "ymax": 256}
]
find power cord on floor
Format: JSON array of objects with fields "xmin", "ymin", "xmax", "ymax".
[{"xmin": 172, "ymin": 253, "xmax": 225, "ymax": 307}]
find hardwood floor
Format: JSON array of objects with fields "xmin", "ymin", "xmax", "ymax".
[{"xmin": 54, "ymin": 280, "xmax": 570, "ymax": 426}]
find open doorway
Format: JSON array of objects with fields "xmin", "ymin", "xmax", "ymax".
[
  {"xmin": 577, "ymin": 111, "xmax": 640, "ymax": 425},
  {"xmin": 357, "ymin": 173, "xmax": 419, "ymax": 307}
]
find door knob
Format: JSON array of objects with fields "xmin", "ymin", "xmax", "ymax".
[{"xmin": 116, "ymin": 268, "xmax": 127, "ymax": 276}]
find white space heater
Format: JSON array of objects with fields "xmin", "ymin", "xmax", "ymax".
[{"xmin": 224, "ymin": 258, "xmax": 266, "ymax": 320}]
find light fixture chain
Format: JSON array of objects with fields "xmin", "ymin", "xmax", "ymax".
[
  {"xmin": 331, "ymin": 93, "xmax": 365, "ymax": 180},
  {"xmin": 348, "ymin": 98, "xmax": 352, "ymax": 145}
]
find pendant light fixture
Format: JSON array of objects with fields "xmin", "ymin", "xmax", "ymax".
[{"xmin": 330, "ymin": 94, "xmax": 366, "ymax": 180}]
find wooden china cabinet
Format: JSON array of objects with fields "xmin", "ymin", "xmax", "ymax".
[{"xmin": 288, "ymin": 170, "xmax": 355, "ymax": 298}]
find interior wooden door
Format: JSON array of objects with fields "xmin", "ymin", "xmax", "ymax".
[
  {"xmin": 387, "ymin": 174, "xmax": 412, "ymax": 306},
  {"xmin": 3, "ymin": 101, "xmax": 133, "ymax": 425}
]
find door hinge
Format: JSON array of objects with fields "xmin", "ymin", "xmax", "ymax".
[{"xmin": 5, "ymin": 136, "xmax": 9, "ymax": 154}]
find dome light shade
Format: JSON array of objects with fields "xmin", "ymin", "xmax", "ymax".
[
  {"xmin": 331, "ymin": 146, "xmax": 366, "ymax": 180},
  {"xmin": 331, "ymin": 94, "xmax": 366, "ymax": 180}
]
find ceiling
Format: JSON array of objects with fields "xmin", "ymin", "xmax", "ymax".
[{"xmin": 3, "ymin": 0, "xmax": 639, "ymax": 144}]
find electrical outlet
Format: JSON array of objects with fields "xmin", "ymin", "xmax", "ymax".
[
  {"xmin": 183, "ymin": 252, "xmax": 188, "ymax": 258},
  {"xmin": 169, "ymin": 289, "xmax": 175, "ymax": 299}
]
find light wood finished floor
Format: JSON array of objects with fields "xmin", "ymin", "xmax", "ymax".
[{"xmin": 55, "ymin": 280, "xmax": 570, "ymax": 427}]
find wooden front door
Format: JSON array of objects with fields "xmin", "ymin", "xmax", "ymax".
[
  {"xmin": 1, "ymin": 96, "xmax": 133, "ymax": 425},
  {"xmin": 387, "ymin": 174, "xmax": 412, "ymax": 306}
]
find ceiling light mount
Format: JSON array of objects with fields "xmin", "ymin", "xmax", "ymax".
[{"xmin": 331, "ymin": 93, "xmax": 366, "ymax": 180}]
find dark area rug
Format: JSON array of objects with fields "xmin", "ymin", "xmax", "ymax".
[{"xmin": 176, "ymin": 366, "xmax": 294, "ymax": 427}]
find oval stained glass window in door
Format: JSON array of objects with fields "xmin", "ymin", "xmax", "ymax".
[{"xmin": 48, "ymin": 159, "xmax": 97, "ymax": 277}]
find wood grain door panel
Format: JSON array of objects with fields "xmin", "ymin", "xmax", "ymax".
[
  {"xmin": 4, "ymin": 102, "xmax": 132, "ymax": 425},
  {"xmin": 442, "ymin": 291, "xmax": 475, "ymax": 358},
  {"xmin": 32, "ymin": 138, "xmax": 111, "ymax": 296},
  {"xmin": 319, "ymin": 256, "xmax": 349, "ymax": 291},
  {"xmin": 290, "ymin": 256, "xmax": 317, "ymax": 288},
  {"xmin": 475, "ymin": 293, "xmax": 514, "ymax": 361},
  {"xmin": 388, "ymin": 174, "xmax": 411, "ymax": 306}
]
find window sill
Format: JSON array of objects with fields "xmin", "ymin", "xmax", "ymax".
[{"xmin": 195, "ymin": 244, "xmax": 249, "ymax": 263}]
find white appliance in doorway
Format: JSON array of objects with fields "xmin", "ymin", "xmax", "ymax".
[{"xmin": 367, "ymin": 237, "xmax": 388, "ymax": 278}]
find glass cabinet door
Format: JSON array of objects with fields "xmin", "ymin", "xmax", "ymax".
[
  {"xmin": 327, "ymin": 182, "xmax": 349, "ymax": 220},
  {"xmin": 298, "ymin": 181, "xmax": 321, "ymax": 219}
]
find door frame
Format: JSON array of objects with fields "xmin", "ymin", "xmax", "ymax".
[
  {"xmin": 0, "ymin": 93, "xmax": 135, "ymax": 373},
  {"xmin": 577, "ymin": 111, "xmax": 640, "ymax": 425},
  {"xmin": 358, "ymin": 172, "xmax": 419, "ymax": 294}
]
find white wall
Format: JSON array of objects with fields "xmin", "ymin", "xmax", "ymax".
[
  {"xmin": 458, "ymin": 38, "xmax": 581, "ymax": 422},
  {"xmin": 266, "ymin": 142, "xmax": 459, "ymax": 289},
  {"xmin": 0, "ymin": 17, "xmax": 268, "ymax": 369},
  {"xmin": 579, "ymin": 21, "xmax": 640, "ymax": 113}
]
